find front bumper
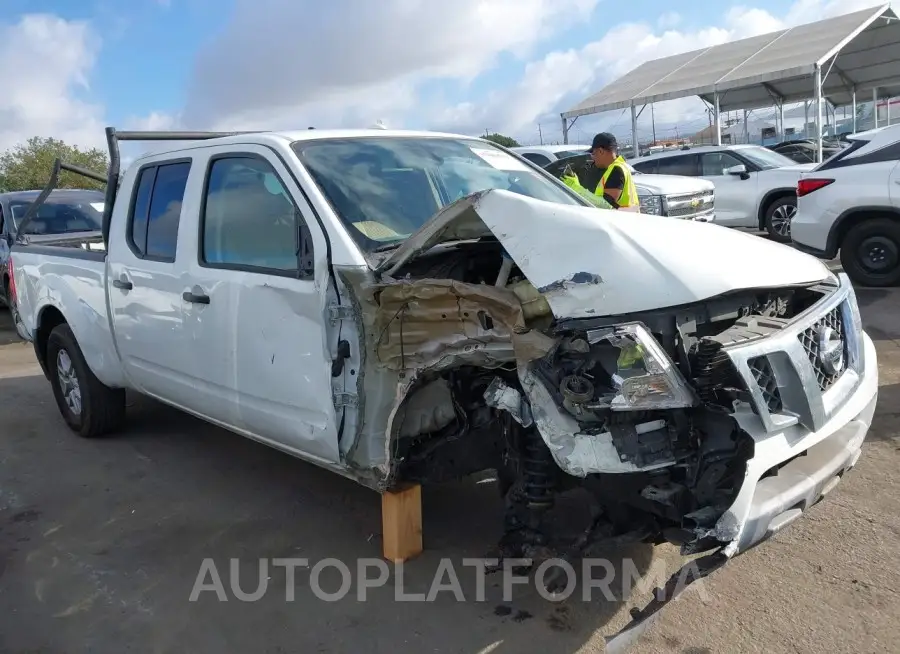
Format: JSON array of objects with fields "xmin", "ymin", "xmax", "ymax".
[{"xmin": 718, "ymin": 331, "xmax": 877, "ymax": 555}]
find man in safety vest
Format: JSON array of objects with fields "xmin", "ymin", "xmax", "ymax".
[{"xmin": 562, "ymin": 132, "xmax": 640, "ymax": 212}]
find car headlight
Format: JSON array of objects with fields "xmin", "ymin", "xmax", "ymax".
[
  {"xmin": 586, "ymin": 322, "xmax": 697, "ymax": 410},
  {"xmin": 638, "ymin": 194, "xmax": 663, "ymax": 215}
]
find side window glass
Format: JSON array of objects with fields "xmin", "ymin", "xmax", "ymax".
[
  {"xmin": 147, "ymin": 162, "xmax": 191, "ymax": 260},
  {"xmin": 0, "ymin": 207, "xmax": 5, "ymax": 235},
  {"xmin": 700, "ymin": 152, "xmax": 743, "ymax": 176},
  {"xmin": 201, "ymin": 156, "xmax": 305, "ymax": 274},
  {"xmin": 656, "ymin": 155, "xmax": 698, "ymax": 176},
  {"xmin": 129, "ymin": 167, "xmax": 156, "ymax": 255},
  {"xmin": 128, "ymin": 161, "xmax": 190, "ymax": 260}
]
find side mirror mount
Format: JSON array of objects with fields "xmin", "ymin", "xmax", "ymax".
[{"xmin": 725, "ymin": 164, "xmax": 750, "ymax": 180}]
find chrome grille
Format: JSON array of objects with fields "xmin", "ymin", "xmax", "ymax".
[
  {"xmin": 664, "ymin": 192, "xmax": 714, "ymax": 219},
  {"xmin": 748, "ymin": 356, "xmax": 783, "ymax": 413},
  {"xmin": 723, "ymin": 276, "xmax": 863, "ymax": 435},
  {"xmin": 798, "ymin": 305, "xmax": 845, "ymax": 391}
]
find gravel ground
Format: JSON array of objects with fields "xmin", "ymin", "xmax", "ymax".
[{"xmin": 0, "ymin": 281, "xmax": 898, "ymax": 654}]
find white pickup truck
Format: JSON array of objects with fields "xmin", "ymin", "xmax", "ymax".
[{"xmin": 10, "ymin": 127, "xmax": 878, "ymax": 650}]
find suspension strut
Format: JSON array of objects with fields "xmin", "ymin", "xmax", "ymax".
[{"xmin": 522, "ymin": 427, "xmax": 555, "ymax": 514}]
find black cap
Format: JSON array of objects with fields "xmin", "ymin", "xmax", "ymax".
[{"xmin": 588, "ymin": 132, "xmax": 617, "ymax": 152}]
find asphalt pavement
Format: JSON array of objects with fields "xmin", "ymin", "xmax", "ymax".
[{"xmin": 0, "ymin": 278, "xmax": 898, "ymax": 654}]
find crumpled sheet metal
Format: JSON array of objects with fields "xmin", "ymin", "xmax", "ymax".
[
  {"xmin": 373, "ymin": 278, "xmax": 554, "ymax": 372},
  {"xmin": 515, "ymin": 365, "xmax": 643, "ymax": 476}
]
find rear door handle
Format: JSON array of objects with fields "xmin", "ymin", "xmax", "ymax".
[
  {"xmin": 183, "ymin": 291, "xmax": 210, "ymax": 304},
  {"xmin": 112, "ymin": 278, "xmax": 133, "ymax": 290}
]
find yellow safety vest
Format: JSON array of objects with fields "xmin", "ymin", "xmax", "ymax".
[
  {"xmin": 599, "ymin": 156, "xmax": 639, "ymax": 210},
  {"xmin": 562, "ymin": 156, "xmax": 639, "ymax": 211}
]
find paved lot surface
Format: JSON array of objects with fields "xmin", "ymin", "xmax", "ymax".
[{"xmin": 1, "ymin": 277, "xmax": 898, "ymax": 654}]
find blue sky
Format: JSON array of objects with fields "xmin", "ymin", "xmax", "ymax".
[{"xmin": 0, "ymin": 0, "xmax": 888, "ymax": 151}]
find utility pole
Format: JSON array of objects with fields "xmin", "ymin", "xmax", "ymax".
[
  {"xmin": 651, "ymin": 104, "xmax": 657, "ymax": 144},
  {"xmin": 538, "ymin": 123, "xmax": 543, "ymax": 145}
]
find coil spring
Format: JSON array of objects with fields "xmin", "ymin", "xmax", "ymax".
[
  {"xmin": 694, "ymin": 339, "xmax": 721, "ymax": 403},
  {"xmin": 523, "ymin": 429, "xmax": 555, "ymax": 510}
]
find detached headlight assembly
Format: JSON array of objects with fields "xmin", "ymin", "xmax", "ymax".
[
  {"xmin": 586, "ymin": 323, "xmax": 697, "ymax": 410},
  {"xmin": 638, "ymin": 194, "xmax": 664, "ymax": 215}
]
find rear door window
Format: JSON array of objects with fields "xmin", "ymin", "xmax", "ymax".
[{"xmin": 128, "ymin": 160, "xmax": 191, "ymax": 261}]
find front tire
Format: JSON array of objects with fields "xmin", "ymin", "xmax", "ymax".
[
  {"xmin": 764, "ymin": 196, "xmax": 796, "ymax": 243},
  {"xmin": 840, "ymin": 218, "xmax": 900, "ymax": 287},
  {"xmin": 46, "ymin": 323, "xmax": 126, "ymax": 437}
]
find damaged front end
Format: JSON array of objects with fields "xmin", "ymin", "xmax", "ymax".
[{"xmin": 354, "ymin": 190, "xmax": 838, "ymax": 649}]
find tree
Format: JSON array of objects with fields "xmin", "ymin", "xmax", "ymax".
[
  {"xmin": 0, "ymin": 137, "xmax": 108, "ymax": 193},
  {"xmin": 483, "ymin": 133, "xmax": 521, "ymax": 148}
]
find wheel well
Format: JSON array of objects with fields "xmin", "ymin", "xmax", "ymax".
[
  {"xmin": 832, "ymin": 209, "xmax": 900, "ymax": 253},
  {"xmin": 757, "ymin": 190, "xmax": 795, "ymax": 230},
  {"xmin": 35, "ymin": 306, "xmax": 67, "ymax": 374}
]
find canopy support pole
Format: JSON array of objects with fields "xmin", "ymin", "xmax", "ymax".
[
  {"xmin": 631, "ymin": 103, "xmax": 639, "ymax": 157},
  {"xmin": 874, "ymin": 88, "xmax": 879, "ymax": 128},
  {"xmin": 815, "ymin": 65, "xmax": 824, "ymax": 163},
  {"xmin": 713, "ymin": 92, "xmax": 722, "ymax": 146},
  {"xmin": 561, "ymin": 117, "xmax": 569, "ymax": 145},
  {"xmin": 852, "ymin": 86, "xmax": 857, "ymax": 133}
]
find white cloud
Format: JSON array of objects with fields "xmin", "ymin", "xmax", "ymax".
[
  {"xmin": 178, "ymin": 0, "xmax": 886, "ymax": 145},
  {"xmin": 657, "ymin": 12, "xmax": 681, "ymax": 30},
  {"xmin": 434, "ymin": 0, "xmax": 890, "ymax": 143},
  {"xmin": 0, "ymin": 14, "xmax": 106, "ymax": 152},
  {"xmin": 182, "ymin": 0, "xmax": 601, "ymax": 130}
]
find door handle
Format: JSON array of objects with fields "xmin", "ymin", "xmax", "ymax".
[
  {"xmin": 183, "ymin": 290, "xmax": 210, "ymax": 304},
  {"xmin": 112, "ymin": 278, "xmax": 133, "ymax": 290}
]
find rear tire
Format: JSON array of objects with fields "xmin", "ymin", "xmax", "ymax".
[
  {"xmin": 764, "ymin": 196, "xmax": 796, "ymax": 243},
  {"xmin": 840, "ymin": 218, "xmax": 900, "ymax": 287},
  {"xmin": 46, "ymin": 323, "xmax": 126, "ymax": 437}
]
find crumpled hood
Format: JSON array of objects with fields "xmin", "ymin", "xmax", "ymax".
[{"xmin": 375, "ymin": 189, "xmax": 831, "ymax": 319}]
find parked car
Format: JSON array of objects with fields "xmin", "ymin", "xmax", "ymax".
[
  {"xmin": 10, "ymin": 127, "xmax": 877, "ymax": 649},
  {"xmin": 791, "ymin": 124, "xmax": 900, "ymax": 286},
  {"xmin": 770, "ymin": 141, "xmax": 842, "ymax": 164},
  {"xmin": 510, "ymin": 145, "xmax": 594, "ymax": 166},
  {"xmin": 0, "ymin": 189, "xmax": 105, "ymax": 329},
  {"xmin": 631, "ymin": 144, "xmax": 815, "ymax": 242},
  {"xmin": 542, "ymin": 152, "xmax": 715, "ymax": 220}
]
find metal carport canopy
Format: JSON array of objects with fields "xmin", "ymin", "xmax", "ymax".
[{"xmin": 562, "ymin": 4, "xmax": 900, "ymax": 118}]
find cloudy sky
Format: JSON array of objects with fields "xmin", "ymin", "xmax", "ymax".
[{"xmin": 0, "ymin": 0, "xmax": 890, "ymax": 153}]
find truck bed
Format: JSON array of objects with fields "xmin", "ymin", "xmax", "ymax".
[{"xmin": 11, "ymin": 234, "xmax": 125, "ymax": 389}]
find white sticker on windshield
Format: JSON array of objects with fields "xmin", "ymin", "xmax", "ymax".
[
  {"xmin": 90, "ymin": 202, "xmax": 104, "ymax": 212},
  {"xmin": 470, "ymin": 147, "xmax": 530, "ymax": 172}
]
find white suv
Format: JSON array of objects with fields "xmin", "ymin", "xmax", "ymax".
[
  {"xmin": 791, "ymin": 124, "xmax": 900, "ymax": 287},
  {"xmin": 631, "ymin": 144, "xmax": 815, "ymax": 242},
  {"xmin": 514, "ymin": 146, "xmax": 716, "ymax": 221}
]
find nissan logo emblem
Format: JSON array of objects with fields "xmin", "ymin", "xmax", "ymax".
[{"xmin": 816, "ymin": 325, "xmax": 845, "ymax": 376}]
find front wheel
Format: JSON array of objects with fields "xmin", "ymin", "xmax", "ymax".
[
  {"xmin": 46, "ymin": 323, "xmax": 126, "ymax": 437},
  {"xmin": 840, "ymin": 218, "xmax": 900, "ymax": 287},
  {"xmin": 764, "ymin": 196, "xmax": 796, "ymax": 243}
]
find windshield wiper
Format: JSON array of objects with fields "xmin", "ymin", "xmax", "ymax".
[{"xmin": 371, "ymin": 241, "xmax": 404, "ymax": 253}]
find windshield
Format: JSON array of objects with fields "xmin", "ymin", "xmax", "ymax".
[
  {"xmin": 737, "ymin": 146, "xmax": 797, "ymax": 170},
  {"xmin": 292, "ymin": 137, "xmax": 583, "ymax": 252},
  {"xmin": 10, "ymin": 193, "xmax": 104, "ymax": 235}
]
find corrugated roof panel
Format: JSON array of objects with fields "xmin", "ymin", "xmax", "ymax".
[
  {"xmin": 562, "ymin": 48, "xmax": 709, "ymax": 117},
  {"xmin": 562, "ymin": 4, "xmax": 897, "ymax": 119},
  {"xmin": 639, "ymin": 31, "xmax": 787, "ymax": 102}
]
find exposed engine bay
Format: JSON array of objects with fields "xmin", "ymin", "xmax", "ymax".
[{"xmin": 373, "ymin": 238, "xmax": 834, "ymax": 563}]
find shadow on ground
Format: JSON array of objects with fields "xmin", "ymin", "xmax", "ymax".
[{"xmin": 0, "ymin": 370, "xmax": 665, "ymax": 654}]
